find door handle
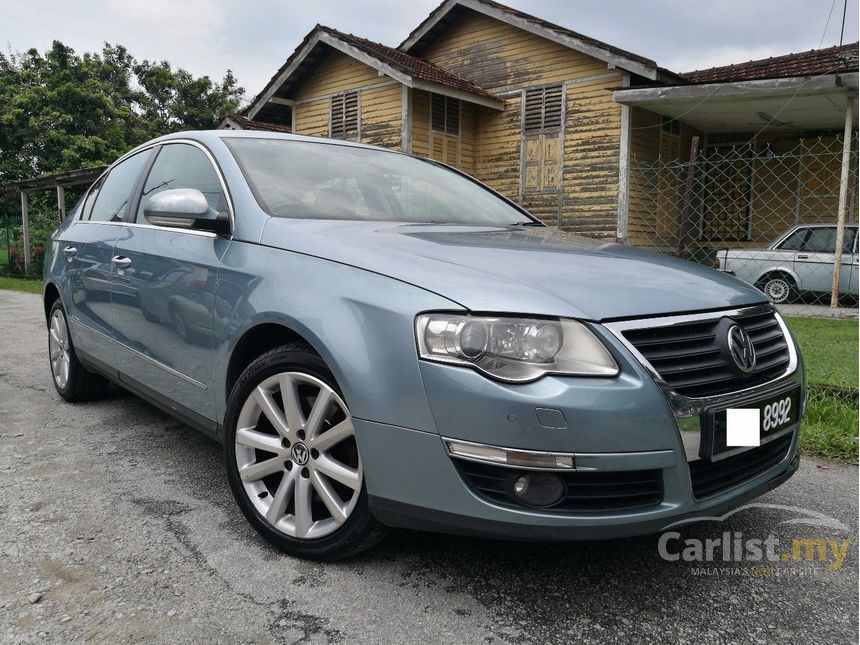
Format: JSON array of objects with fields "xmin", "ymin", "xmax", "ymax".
[
  {"xmin": 796, "ymin": 254, "xmax": 809, "ymax": 260},
  {"xmin": 111, "ymin": 256, "xmax": 132, "ymax": 269},
  {"xmin": 63, "ymin": 246, "xmax": 77, "ymax": 258}
]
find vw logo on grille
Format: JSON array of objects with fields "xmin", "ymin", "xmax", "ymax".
[
  {"xmin": 291, "ymin": 442, "xmax": 310, "ymax": 465},
  {"xmin": 727, "ymin": 324, "xmax": 756, "ymax": 373}
]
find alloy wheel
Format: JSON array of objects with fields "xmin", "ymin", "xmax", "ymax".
[
  {"xmin": 234, "ymin": 371, "xmax": 362, "ymax": 539},
  {"xmin": 49, "ymin": 309, "xmax": 71, "ymax": 389}
]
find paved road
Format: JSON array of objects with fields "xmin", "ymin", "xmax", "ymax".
[{"xmin": 0, "ymin": 290, "xmax": 857, "ymax": 644}]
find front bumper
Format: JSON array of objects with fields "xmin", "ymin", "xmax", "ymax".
[{"xmin": 355, "ymin": 307, "xmax": 805, "ymax": 540}]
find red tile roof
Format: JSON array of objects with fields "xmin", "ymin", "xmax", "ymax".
[
  {"xmin": 681, "ymin": 42, "xmax": 859, "ymax": 84},
  {"xmin": 316, "ymin": 26, "xmax": 497, "ymax": 101},
  {"xmin": 224, "ymin": 114, "xmax": 291, "ymax": 133}
]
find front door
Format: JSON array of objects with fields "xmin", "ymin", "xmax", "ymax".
[{"xmin": 109, "ymin": 142, "xmax": 231, "ymax": 420}]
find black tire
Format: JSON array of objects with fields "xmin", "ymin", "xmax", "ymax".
[
  {"xmin": 757, "ymin": 272, "xmax": 798, "ymax": 304},
  {"xmin": 223, "ymin": 342, "xmax": 387, "ymax": 560},
  {"xmin": 47, "ymin": 299, "xmax": 109, "ymax": 402}
]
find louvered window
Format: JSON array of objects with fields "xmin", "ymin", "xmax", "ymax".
[
  {"xmin": 524, "ymin": 84, "xmax": 562, "ymax": 134},
  {"xmin": 431, "ymin": 93, "xmax": 460, "ymax": 135},
  {"xmin": 330, "ymin": 91, "xmax": 359, "ymax": 140}
]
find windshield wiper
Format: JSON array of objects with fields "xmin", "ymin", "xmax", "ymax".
[{"xmin": 509, "ymin": 220, "xmax": 544, "ymax": 227}]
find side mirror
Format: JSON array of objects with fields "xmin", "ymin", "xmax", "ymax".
[{"xmin": 143, "ymin": 188, "xmax": 229, "ymax": 233}]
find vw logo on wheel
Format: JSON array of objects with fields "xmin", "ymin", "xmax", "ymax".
[
  {"xmin": 291, "ymin": 442, "xmax": 310, "ymax": 465},
  {"xmin": 727, "ymin": 324, "xmax": 756, "ymax": 373}
]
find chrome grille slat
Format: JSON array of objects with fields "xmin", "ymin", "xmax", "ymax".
[{"xmin": 620, "ymin": 309, "xmax": 791, "ymax": 398}]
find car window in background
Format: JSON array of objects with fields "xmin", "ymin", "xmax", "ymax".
[
  {"xmin": 224, "ymin": 138, "xmax": 534, "ymax": 227},
  {"xmin": 841, "ymin": 227, "xmax": 857, "ymax": 254},
  {"xmin": 801, "ymin": 227, "xmax": 837, "ymax": 254},
  {"xmin": 137, "ymin": 144, "xmax": 227, "ymax": 224},
  {"xmin": 88, "ymin": 150, "xmax": 151, "ymax": 222},
  {"xmin": 777, "ymin": 229, "xmax": 808, "ymax": 251}
]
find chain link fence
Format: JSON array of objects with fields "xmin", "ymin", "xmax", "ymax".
[{"xmin": 628, "ymin": 132, "xmax": 859, "ymax": 317}]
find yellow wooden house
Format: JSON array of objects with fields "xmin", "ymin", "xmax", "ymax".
[{"xmin": 239, "ymin": 0, "xmax": 858, "ymax": 248}]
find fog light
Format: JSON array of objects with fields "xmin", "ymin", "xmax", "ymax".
[{"xmin": 510, "ymin": 473, "xmax": 565, "ymax": 508}]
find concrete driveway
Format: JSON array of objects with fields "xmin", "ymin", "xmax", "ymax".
[{"xmin": 0, "ymin": 290, "xmax": 857, "ymax": 644}]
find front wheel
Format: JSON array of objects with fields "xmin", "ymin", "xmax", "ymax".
[
  {"xmin": 758, "ymin": 273, "xmax": 797, "ymax": 304},
  {"xmin": 223, "ymin": 343, "xmax": 386, "ymax": 560}
]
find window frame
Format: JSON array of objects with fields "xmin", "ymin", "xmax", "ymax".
[{"xmin": 76, "ymin": 139, "xmax": 234, "ymax": 237}]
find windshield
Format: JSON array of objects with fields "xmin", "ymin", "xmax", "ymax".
[{"xmin": 224, "ymin": 138, "xmax": 535, "ymax": 226}]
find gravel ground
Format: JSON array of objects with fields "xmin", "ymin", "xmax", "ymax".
[{"xmin": 0, "ymin": 289, "xmax": 857, "ymax": 644}]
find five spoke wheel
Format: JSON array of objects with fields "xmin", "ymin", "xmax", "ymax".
[{"xmin": 234, "ymin": 372, "xmax": 361, "ymax": 540}]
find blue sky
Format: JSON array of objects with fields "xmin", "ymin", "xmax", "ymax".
[{"xmin": 2, "ymin": 0, "xmax": 857, "ymax": 101}]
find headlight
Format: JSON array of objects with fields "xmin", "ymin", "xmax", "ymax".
[{"xmin": 415, "ymin": 313, "xmax": 618, "ymax": 382}]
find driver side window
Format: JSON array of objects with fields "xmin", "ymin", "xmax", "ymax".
[
  {"xmin": 778, "ymin": 229, "xmax": 808, "ymax": 251},
  {"xmin": 137, "ymin": 144, "xmax": 227, "ymax": 224}
]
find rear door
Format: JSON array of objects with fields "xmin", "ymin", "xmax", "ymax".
[
  {"xmin": 63, "ymin": 149, "xmax": 153, "ymax": 367},
  {"xmin": 108, "ymin": 141, "xmax": 232, "ymax": 421}
]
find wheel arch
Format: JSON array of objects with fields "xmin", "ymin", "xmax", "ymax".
[
  {"xmin": 43, "ymin": 281, "xmax": 62, "ymax": 323},
  {"xmin": 753, "ymin": 266, "xmax": 799, "ymax": 287},
  {"xmin": 224, "ymin": 319, "xmax": 331, "ymax": 406}
]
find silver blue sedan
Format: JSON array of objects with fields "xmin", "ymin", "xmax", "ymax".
[{"xmin": 44, "ymin": 131, "xmax": 805, "ymax": 559}]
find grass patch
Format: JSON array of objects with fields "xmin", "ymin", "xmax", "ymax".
[
  {"xmin": 785, "ymin": 317, "xmax": 858, "ymax": 463},
  {"xmin": 801, "ymin": 388, "xmax": 859, "ymax": 464},
  {"xmin": 786, "ymin": 317, "xmax": 859, "ymax": 390},
  {"xmin": 0, "ymin": 275, "xmax": 43, "ymax": 294}
]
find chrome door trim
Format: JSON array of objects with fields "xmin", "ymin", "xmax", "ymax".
[{"xmin": 67, "ymin": 316, "xmax": 207, "ymax": 391}]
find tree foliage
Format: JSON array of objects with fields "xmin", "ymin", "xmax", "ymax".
[{"xmin": 0, "ymin": 40, "xmax": 245, "ymax": 183}]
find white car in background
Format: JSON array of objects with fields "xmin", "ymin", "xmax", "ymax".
[{"xmin": 716, "ymin": 224, "xmax": 859, "ymax": 304}]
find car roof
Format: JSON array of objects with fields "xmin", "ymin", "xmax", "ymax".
[{"xmin": 155, "ymin": 129, "xmax": 398, "ymax": 154}]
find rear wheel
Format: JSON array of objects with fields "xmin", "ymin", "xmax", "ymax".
[
  {"xmin": 223, "ymin": 343, "xmax": 386, "ymax": 560},
  {"xmin": 47, "ymin": 300, "xmax": 109, "ymax": 402},
  {"xmin": 757, "ymin": 273, "xmax": 797, "ymax": 304}
]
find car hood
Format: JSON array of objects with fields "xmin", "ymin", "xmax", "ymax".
[{"xmin": 259, "ymin": 219, "xmax": 767, "ymax": 321}]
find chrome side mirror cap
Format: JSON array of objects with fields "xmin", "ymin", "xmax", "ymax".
[{"xmin": 143, "ymin": 188, "xmax": 228, "ymax": 233}]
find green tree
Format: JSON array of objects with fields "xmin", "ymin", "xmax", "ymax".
[{"xmin": 0, "ymin": 40, "xmax": 244, "ymax": 183}]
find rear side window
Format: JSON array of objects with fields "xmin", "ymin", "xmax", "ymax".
[
  {"xmin": 136, "ymin": 144, "xmax": 227, "ymax": 223},
  {"xmin": 87, "ymin": 150, "xmax": 151, "ymax": 222},
  {"xmin": 801, "ymin": 227, "xmax": 837, "ymax": 253}
]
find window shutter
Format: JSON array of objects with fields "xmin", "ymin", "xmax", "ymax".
[
  {"xmin": 543, "ymin": 85, "xmax": 562, "ymax": 130},
  {"xmin": 330, "ymin": 91, "xmax": 359, "ymax": 139},
  {"xmin": 431, "ymin": 94, "xmax": 460, "ymax": 136},
  {"xmin": 524, "ymin": 87, "xmax": 544, "ymax": 133},
  {"xmin": 524, "ymin": 84, "xmax": 563, "ymax": 134},
  {"xmin": 431, "ymin": 94, "xmax": 446, "ymax": 132},
  {"xmin": 446, "ymin": 100, "xmax": 460, "ymax": 136}
]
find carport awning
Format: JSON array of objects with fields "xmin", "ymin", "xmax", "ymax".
[{"xmin": 614, "ymin": 73, "xmax": 858, "ymax": 132}]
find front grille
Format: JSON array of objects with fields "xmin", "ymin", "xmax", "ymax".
[
  {"xmin": 454, "ymin": 459, "xmax": 662, "ymax": 512},
  {"xmin": 688, "ymin": 433, "xmax": 793, "ymax": 499},
  {"xmin": 622, "ymin": 309, "xmax": 791, "ymax": 398}
]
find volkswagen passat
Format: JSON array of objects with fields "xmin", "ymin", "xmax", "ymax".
[{"xmin": 44, "ymin": 132, "xmax": 805, "ymax": 560}]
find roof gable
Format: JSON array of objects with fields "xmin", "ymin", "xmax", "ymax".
[
  {"xmin": 400, "ymin": 0, "xmax": 664, "ymax": 81},
  {"xmin": 247, "ymin": 24, "xmax": 503, "ymax": 120}
]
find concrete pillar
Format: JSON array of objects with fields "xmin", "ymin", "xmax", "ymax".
[{"xmin": 831, "ymin": 95, "xmax": 855, "ymax": 308}]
